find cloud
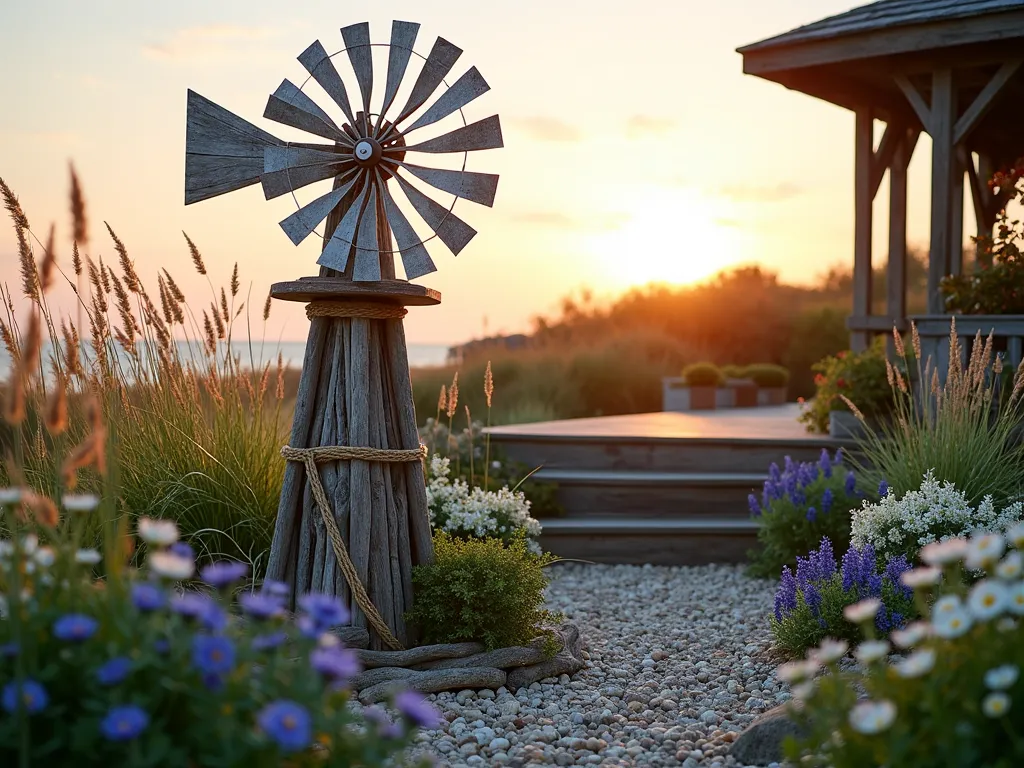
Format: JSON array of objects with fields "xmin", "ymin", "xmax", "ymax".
[
  {"xmin": 510, "ymin": 210, "xmax": 626, "ymax": 231},
  {"xmin": 626, "ymin": 115, "xmax": 677, "ymax": 138},
  {"xmin": 715, "ymin": 181, "xmax": 802, "ymax": 203},
  {"xmin": 509, "ymin": 116, "xmax": 582, "ymax": 143},
  {"xmin": 143, "ymin": 24, "xmax": 277, "ymax": 60}
]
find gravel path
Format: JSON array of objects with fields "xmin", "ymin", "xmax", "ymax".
[{"xmin": 409, "ymin": 563, "xmax": 790, "ymax": 767}]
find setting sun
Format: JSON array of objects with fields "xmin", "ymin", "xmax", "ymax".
[{"xmin": 586, "ymin": 189, "xmax": 748, "ymax": 288}]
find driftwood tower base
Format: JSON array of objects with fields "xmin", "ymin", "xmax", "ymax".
[{"xmin": 265, "ymin": 277, "xmax": 438, "ymax": 650}]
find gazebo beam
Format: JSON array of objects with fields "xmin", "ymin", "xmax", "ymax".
[
  {"xmin": 927, "ymin": 68, "xmax": 958, "ymax": 313},
  {"xmin": 954, "ymin": 58, "xmax": 1023, "ymax": 146},
  {"xmin": 894, "ymin": 74, "xmax": 932, "ymax": 132}
]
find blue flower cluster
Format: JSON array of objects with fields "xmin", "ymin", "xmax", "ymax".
[
  {"xmin": 774, "ymin": 537, "xmax": 912, "ymax": 633},
  {"xmin": 748, "ymin": 449, "xmax": 855, "ymax": 520}
]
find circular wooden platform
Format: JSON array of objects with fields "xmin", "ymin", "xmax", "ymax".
[{"xmin": 271, "ymin": 277, "xmax": 441, "ymax": 306}]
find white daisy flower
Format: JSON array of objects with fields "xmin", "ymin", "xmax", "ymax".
[
  {"xmin": 894, "ymin": 648, "xmax": 936, "ymax": 678},
  {"xmin": 1009, "ymin": 582, "xmax": 1024, "ymax": 616},
  {"xmin": 854, "ymin": 640, "xmax": 890, "ymax": 665},
  {"xmin": 20, "ymin": 534, "xmax": 38, "ymax": 556},
  {"xmin": 933, "ymin": 607, "xmax": 973, "ymax": 639},
  {"xmin": 933, "ymin": 594, "xmax": 963, "ymax": 617},
  {"xmin": 998, "ymin": 617, "xmax": 1018, "ymax": 632},
  {"xmin": 968, "ymin": 579, "xmax": 1010, "ymax": 621},
  {"xmin": 920, "ymin": 538, "xmax": 969, "ymax": 566},
  {"xmin": 984, "ymin": 665, "xmax": 1019, "ymax": 691},
  {"xmin": 812, "ymin": 639, "xmax": 849, "ymax": 665},
  {"xmin": 844, "ymin": 598, "xmax": 882, "ymax": 624},
  {"xmin": 791, "ymin": 681, "xmax": 815, "ymax": 700},
  {"xmin": 0, "ymin": 541, "xmax": 12, "ymax": 559},
  {"xmin": 1007, "ymin": 521, "xmax": 1024, "ymax": 549},
  {"xmin": 901, "ymin": 567, "xmax": 942, "ymax": 589},
  {"xmin": 891, "ymin": 621, "xmax": 931, "ymax": 648},
  {"xmin": 996, "ymin": 551, "xmax": 1023, "ymax": 581},
  {"xmin": 982, "ymin": 692, "xmax": 1011, "ymax": 718},
  {"xmin": 138, "ymin": 517, "xmax": 179, "ymax": 547},
  {"xmin": 776, "ymin": 659, "xmax": 818, "ymax": 684},
  {"xmin": 0, "ymin": 488, "xmax": 24, "ymax": 505},
  {"xmin": 74, "ymin": 549, "xmax": 102, "ymax": 566},
  {"xmin": 147, "ymin": 551, "xmax": 194, "ymax": 580},
  {"xmin": 965, "ymin": 533, "xmax": 1006, "ymax": 570},
  {"xmin": 33, "ymin": 547, "xmax": 56, "ymax": 568},
  {"xmin": 848, "ymin": 700, "xmax": 897, "ymax": 734},
  {"xmin": 61, "ymin": 493, "xmax": 100, "ymax": 512}
]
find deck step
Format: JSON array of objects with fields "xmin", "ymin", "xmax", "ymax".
[
  {"xmin": 533, "ymin": 469, "xmax": 767, "ymax": 486},
  {"xmin": 538, "ymin": 517, "xmax": 759, "ymax": 565}
]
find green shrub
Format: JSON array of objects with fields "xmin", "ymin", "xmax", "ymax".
[
  {"xmin": 852, "ymin": 324, "xmax": 1024, "ymax": 508},
  {"xmin": 745, "ymin": 363, "xmax": 791, "ymax": 388},
  {"xmin": 405, "ymin": 532, "xmax": 559, "ymax": 651},
  {"xmin": 785, "ymin": 521, "xmax": 1024, "ymax": 767},
  {"xmin": 682, "ymin": 362, "xmax": 724, "ymax": 387},
  {"xmin": 770, "ymin": 538, "xmax": 915, "ymax": 658},
  {"xmin": 721, "ymin": 364, "xmax": 748, "ymax": 380},
  {"xmin": 747, "ymin": 449, "xmax": 866, "ymax": 578},
  {"xmin": 799, "ymin": 337, "xmax": 891, "ymax": 434}
]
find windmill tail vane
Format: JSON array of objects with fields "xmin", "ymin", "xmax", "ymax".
[{"xmin": 184, "ymin": 20, "xmax": 502, "ymax": 282}]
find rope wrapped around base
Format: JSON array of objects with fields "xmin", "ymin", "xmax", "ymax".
[
  {"xmin": 281, "ymin": 443, "xmax": 427, "ymax": 651},
  {"xmin": 305, "ymin": 300, "xmax": 408, "ymax": 321}
]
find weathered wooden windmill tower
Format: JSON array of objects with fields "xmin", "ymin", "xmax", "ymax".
[{"xmin": 183, "ymin": 21, "xmax": 502, "ymax": 649}]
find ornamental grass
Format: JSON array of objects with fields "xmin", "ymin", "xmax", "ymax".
[{"xmin": 0, "ymin": 173, "xmax": 287, "ymax": 569}]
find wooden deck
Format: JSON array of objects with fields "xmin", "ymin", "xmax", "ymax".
[{"xmin": 488, "ymin": 405, "xmax": 850, "ymax": 566}]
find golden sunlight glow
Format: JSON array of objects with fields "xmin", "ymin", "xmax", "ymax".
[{"xmin": 587, "ymin": 189, "xmax": 746, "ymax": 288}]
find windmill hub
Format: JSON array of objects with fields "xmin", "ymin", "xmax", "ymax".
[{"xmin": 353, "ymin": 138, "xmax": 382, "ymax": 167}]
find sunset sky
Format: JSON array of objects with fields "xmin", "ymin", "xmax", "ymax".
[{"xmin": 0, "ymin": 0, "xmax": 974, "ymax": 346}]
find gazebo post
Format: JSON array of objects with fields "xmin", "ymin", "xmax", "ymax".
[
  {"xmin": 852, "ymin": 107, "xmax": 874, "ymax": 352},
  {"xmin": 886, "ymin": 128, "xmax": 914, "ymax": 324},
  {"xmin": 926, "ymin": 67, "xmax": 958, "ymax": 314}
]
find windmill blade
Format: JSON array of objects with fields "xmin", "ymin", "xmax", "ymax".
[
  {"xmin": 352, "ymin": 181, "xmax": 381, "ymax": 281},
  {"xmin": 385, "ymin": 160, "xmax": 498, "ymax": 207},
  {"xmin": 376, "ymin": 21, "xmax": 420, "ymax": 133},
  {"xmin": 264, "ymin": 81, "xmax": 350, "ymax": 144},
  {"xmin": 394, "ymin": 37, "xmax": 463, "ymax": 125},
  {"xmin": 298, "ymin": 40, "xmax": 358, "ymax": 127},
  {"xmin": 378, "ymin": 177, "xmax": 437, "ymax": 279},
  {"xmin": 262, "ymin": 146, "xmax": 353, "ymax": 200},
  {"xmin": 317, "ymin": 183, "xmax": 370, "ymax": 273},
  {"xmin": 404, "ymin": 68, "xmax": 490, "ymax": 134},
  {"xmin": 394, "ymin": 174, "xmax": 477, "ymax": 255},
  {"xmin": 341, "ymin": 23, "xmax": 373, "ymax": 131},
  {"xmin": 402, "ymin": 115, "xmax": 503, "ymax": 154},
  {"xmin": 278, "ymin": 169, "xmax": 361, "ymax": 244},
  {"xmin": 184, "ymin": 90, "xmax": 282, "ymax": 204}
]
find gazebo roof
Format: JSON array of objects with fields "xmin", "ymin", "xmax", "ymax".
[{"xmin": 738, "ymin": 0, "xmax": 1024, "ymax": 162}]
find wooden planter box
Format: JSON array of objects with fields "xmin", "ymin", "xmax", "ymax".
[
  {"xmin": 662, "ymin": 378, "xmax": 717, "ymax": 411},
  {"xmin": 829, "ymin": 410, "xmax": 867, "ymax": 439},
  {"xmin": 756, "ymin": 387, "xmax": 788, "ymax": 406},
  {"xmin": 728, "ymin": 379, "xmax": 759, "ymax": 408}
]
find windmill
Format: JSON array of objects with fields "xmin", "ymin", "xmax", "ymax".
[{"xmin": 183, "ymin": 20, "xmax": 502, "ymax": 650}]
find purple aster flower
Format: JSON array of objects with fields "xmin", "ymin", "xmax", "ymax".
[
  {"xmin": 818, "ymin": 448, "xmax": 833, "ymax": 479},
  {"xmin": 96, "ymin": 657, "xmax": 132, "ymax": 686},
  {"xmin": 1, "ymin": 679, "xmax": 47, "ymax": 714},
  {"xmin": 263, "ymin": 579, "xmax": 290, "ymax": 598},
  {"xmin": 202, "ymin": 672, "xmax": 225, "ymax": 691},
  {"xmin": 821, "ymin": 488, "xmax": 834, "ymax": 514},
  {"xmin": 191, "ymin": 634, "xmax": 235, "ymax": 676},
  {"xmin": 53, "ymin": 614, "xmax": 98, "ymax": 642},
  {"xmin": 394, "ymin": 690, "xmax": 443, "ymax": 729},
  {"xmin": 805, "ymin": 507, "xmax": 817, "ymax": 522},
  {"xmin": 310, "ymin": 646, "xmax": 360, "ymax": 681},
  {"xmin": 363, "ymin": 705, "xmax": 404, "ymax": 738},
  {"xmin": 169, "ymin": 541, "xmax": 195, "ymax": 561},
  {"xmin": 844, "ymin": 471, "xmax": 856, "ymax": 496},
  {"xmin": 774, "ymin": 566, "xmax": 798, "ymax": 621},
  {"xmin": 239, "ymin": 591, "xmax": 285, "ymax": 620},
  {"xmin": 883, "ymin": 554, "xmax": 913, "ymax": 600},
  {"xmin": 258, "ymin": 700, "xmax": 312, "ymax": 753},
  {"xmin": 131, "ymin": 583, "xmax": 165, "ymax": 612},
  {"xmin": 252, "ymin": 631, "xmax": 289, "ymax": 651},
  {"xmin": 200, "ymin": 561, "xmax": 249, "ymax": 589},
  {"xmin": 298, "ymin": 593, "xmax": 349, "ymax": 630},
  {"xmin": 748, "ymin": 494, "xmax": 761, "ymax": 517},
  {"xmin": 768, "ymin": 462, "xmax": 781, "ymax": 482},
  {"xmin": 0, "ymin": 642, "xmax": 19, "ymax": 657},
  {"xmin": 832, "ymin": 447, "xmax": 844, "ymax": 465},
  {"xmin": 171, "ymin": 593, "xmax": 226, "ymax": 632},
  {"xmin": 878, "ymin": 479, "xmax": 889, "ymax": 497},
  {"xmin": 100, "ymin": 705, "xmax": 149, "ymax": 741},
  {"xmin": 784, "ymin": 456, "xmax": 795, "ymax": 474}
]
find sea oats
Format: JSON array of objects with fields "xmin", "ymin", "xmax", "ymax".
[
  {"xmin": 484, "ymin": 361, "xmax": 494, "ymax": 408},
  {"xmin": 263, "ymin": 293, "xmax": 272, "ymax": 321},
  {"xmin": 183, "ymin": 231, "xmax": 206, "ymax": 275},
  {"xmin": 40, "ymin": 224, "xmax": 57, "ymax": 292},
  {"xmin": 69, "ymin": 164, "xmax": 88, "ymax": 245},
  {"xmin": 105, "ymin": 222, "xmax": 139, "ymax": 293}
]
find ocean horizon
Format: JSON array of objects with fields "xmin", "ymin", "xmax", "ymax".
[{"xmin": 0, "ymin": 340, "xmax": 453, "ymax": 380}]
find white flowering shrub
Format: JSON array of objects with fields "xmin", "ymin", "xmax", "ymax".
[
  {"xmin": 781, "ymin": 522, "xmax": 1024, "ymax": 767},
  {"xmin": 851, "ymin": 471, "xmax": 1024, "ymax": 563},
  {"xmin": 425, "ymin": 456, "xmax": 541, "ymax": 549}
]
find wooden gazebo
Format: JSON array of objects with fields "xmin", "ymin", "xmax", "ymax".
[{"xmin": 739, "ymin": 0, "xmax": 1024, "ymax": 367}]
